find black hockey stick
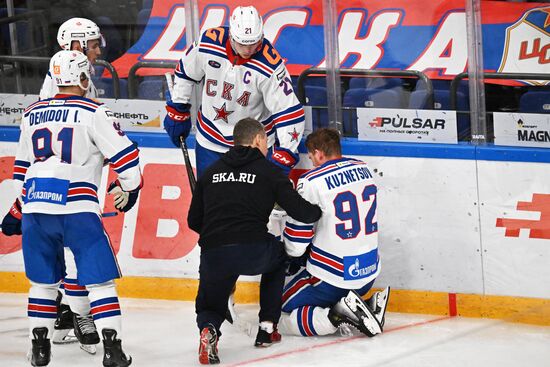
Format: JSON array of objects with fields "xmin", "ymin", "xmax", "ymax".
[
  {"xmin": 179, "ymin": 136, "xmax": 196, "ymax": 193},
  {"xmin": 165, "ymin": 72, "xmax": 196, "ymax": 193}
]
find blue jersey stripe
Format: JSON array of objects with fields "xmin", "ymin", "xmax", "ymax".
[{"xmin": 308, "ymin": 258, "xmax": 344, "ymax": 277}]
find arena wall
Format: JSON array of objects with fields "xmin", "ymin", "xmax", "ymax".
[{"xmin": 1, "ymin": 131, "xmax": 549, "ymax": 325}]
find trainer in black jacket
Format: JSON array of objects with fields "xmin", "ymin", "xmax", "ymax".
[{"xmin": 188, "ymin": 118, "xmax": 321, "ymax": 357}]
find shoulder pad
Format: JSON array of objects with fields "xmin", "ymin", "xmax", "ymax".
[
  {"xmin": 200, "ymin": 26, "xmax": 229, "ymax": 47},
  {"xmin": 249, "ymin": 39, "xmax": 285, "ymax": 77}
]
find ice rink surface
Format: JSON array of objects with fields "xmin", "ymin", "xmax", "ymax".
[{"xmin": 1, "ymin": 293, "xmax": 549, "ymax": 366}]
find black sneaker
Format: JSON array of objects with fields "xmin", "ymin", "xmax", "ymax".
[
  {"xmin": 198, "ymin": 324, "xmax": 220, "ymax": 365},
  {"xmin": 73, "ymin": 313, "xmax": 100, "ymax": 345},
  {"xmin": 102, "ymin": 329, "xmax": 132, "ymax": 367},
  {"xmin": 254, "ymin": 324, "xmax": 281, "ymax": 347},
  {"xmin": 29, "ymin": 327, "xmax": 51, "ymax": 367}
]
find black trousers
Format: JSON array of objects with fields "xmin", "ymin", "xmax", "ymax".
[{"xmin": 195, "ymin": 235, "xmax": 287, "ymax": 335}]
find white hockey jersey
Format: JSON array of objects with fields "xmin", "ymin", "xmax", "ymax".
[
  {"xmin": 172, "ymin": 26, "xmax": 305, "ymax": 153},
  {"xmin": 284, "ymin": 157, "xmax": 381, "ymax": 289},
  {"xmin": 39, "ymin": 71, "xmax": 98, "ymax": 100},
  {"xmin": 13, "ymin": 94, "xmax": 141, "ymax": 215}
]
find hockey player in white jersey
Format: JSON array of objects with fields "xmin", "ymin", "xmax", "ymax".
[
  {"xmin": 278, "ymin": 128, "xmax": 390, "ymax": 338},
  {"xmin": 37, "ymin": 17, "xmax": 105, "ymax": 351},
  {"xmin": 164, "ymin": 5, "xmax": 305, "ymax": 178},
  {"xmin": 39, "ymin": 17, "xmax": 104, "ymax": 100},
  {"xmin": 1, "ymin": 50, "xmax": 138, "ymax": 366}
]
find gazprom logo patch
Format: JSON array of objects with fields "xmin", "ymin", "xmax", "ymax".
[
  {"xmin": 24, "ymin": 177, "xmax": 69, "ymax": 205},
  {"xmin": 343, "ymin": 250, "xmax": 378, "ymax": 280}
]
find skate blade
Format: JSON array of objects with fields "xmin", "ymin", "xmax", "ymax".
[
  {"xmin": 374, "ymin": 287, "xmax": 391, "ymax": 328},
  {"xmin": 52, "ymin": 329, "xmax": 78, "ymax": 344},
  {"xmin": 80, "ymin": 343, "xmax": 97, "ymax": 355}
]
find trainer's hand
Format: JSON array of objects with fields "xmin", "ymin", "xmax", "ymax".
[
  {"xmin": 268, "ymin": 147, "xmax": 299, "ymax": 176},
  {"xmin": 108, "ymin": 180, "xmax": 140, "ymax": 213},
  {"xmin": 1, "ymin": 199, "xmax": 22, "ymax": 236},
  {"xmin": 164, "ymin": 90, "xmax": 191, "ymax": 147}
]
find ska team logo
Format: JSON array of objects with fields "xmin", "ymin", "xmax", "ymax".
[{"xmin": 498, "ymin": 7, "xmax": 550, "ymax": 86}]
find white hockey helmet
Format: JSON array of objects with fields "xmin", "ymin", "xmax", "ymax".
[
  {"xmin": 49, "ymin": 50, "xmax": 91, "ymax": 91},
  {"xmin": 57, "ymin": 17, "xmax": 105, "ymax": 52},
  {"xmin": 229, "ymin": 6, "xmax": 263, "ymax": 45}
]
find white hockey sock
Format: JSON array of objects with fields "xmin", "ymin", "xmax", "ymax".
[
  {"xmin": 28, "ymin": 281, "xmax": 60, "ymax": 339},
  {"xmin": 86, "ymin": 281, "xmax": 122, "ymax": 336},
  {"xmin": 62, "ymin": 278, "xmax": 91, "ymax": 315},
  {"xmin": 278, "ymin": 306, "xmax": 337, "ymax": 336}
]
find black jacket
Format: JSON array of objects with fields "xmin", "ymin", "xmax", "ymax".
[{"xmin": 188, "ymin": 146, "xmax": 321, "ymax": 249}]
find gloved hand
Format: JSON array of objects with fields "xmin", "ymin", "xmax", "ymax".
[
  {"xmin": 285, "ymin": 245, "xmax": 311, "ymax": 276},
  {"xmin": 107, "ymin": 180, "xmax": 141, "ymax": 213},
  {"xmin": 268, "ymin": 147, "xmax": 299, "ymax": 176},
  {"xmin": 164, "ymin": 90, "xmax": 191, "ymax": 147},
  {"xmin": 1, "ymin": 199, "xmax": 22, "ymax": 236}
]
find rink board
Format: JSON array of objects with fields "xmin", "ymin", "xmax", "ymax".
[{"xmin": 1, "ymin": 133, "xmax": 550, "ymax": 325}]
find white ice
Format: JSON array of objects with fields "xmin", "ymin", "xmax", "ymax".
[{"xmin": 1, "ymin": 293, "xmax": 549, "ymax": 366}]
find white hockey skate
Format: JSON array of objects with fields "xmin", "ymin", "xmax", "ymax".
[
  {"xmin": 328, "ymin": 290, "xmax": 382, "ymax": 337},
  {"xmin": 367, "ymin": 286, "xmax": 390, "ymax": 327}
]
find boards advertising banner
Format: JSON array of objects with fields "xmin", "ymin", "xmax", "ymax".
[
  {"xmin": 357, "ymin": 108, "xmax": 458, "ymax": 143},
  {"xmin": 0, "ymin": 94, "xmax": 166, "ymax": 132},
  {"xmin": 493, "ymin": 112, "xmax": 550, "ymax": 148}
]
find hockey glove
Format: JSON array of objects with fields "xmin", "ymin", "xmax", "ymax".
[
  {"xmin": 164, "ymin": 90, "xmax": 191, "ymax": 147},
  {"xmin": 1, "ymin": 199, "xmax": 22, "ymax": 236},
  {"xmin": 285, "ymin": 245, "xmax": 311, "ymax": 276},
  {"xmin": 268, "ymin": 147, "xmax": 299, "ymax": 176},
  {"xmin": 108, "ymin": 180, "xmax": 140, "ymax": 213}
]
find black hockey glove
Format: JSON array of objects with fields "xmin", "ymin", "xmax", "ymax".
[
  {"xmin": 285, "ymin": 245, "xmax": 311, "ymax": 276},
  {"xmin": 108, "ymin": 180, "xmax": 141, "ymax": 213},
  {"xmin": 1, "ymin": 199, "xmax": 22, "ymax": 236}
]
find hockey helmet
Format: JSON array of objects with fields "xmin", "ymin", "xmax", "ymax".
[
  {"xmin": 57, "ymin": 17, "xmax": 105, "ymax": 53},
  {"xmin": 49, "ymin": 50, "xmax": 91, "ymax": 91},
  {"xmin": 229, "ymin": 6, "xmax": 263, "ymax": 45}
]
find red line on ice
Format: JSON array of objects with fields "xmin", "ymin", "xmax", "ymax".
[{"xmin": 227, "ymin": 315, "xmax": 451, "ymax": 367}]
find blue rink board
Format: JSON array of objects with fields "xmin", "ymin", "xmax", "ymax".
[{"xmin": 1, "ymin": 127, "xmax": 550, "ymax": 164}]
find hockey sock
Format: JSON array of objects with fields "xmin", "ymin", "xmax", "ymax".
[
  {"xmin": 87, "ymin": 281, "xmax": 122, "ymax": 335},
  {"xmin": 278, "ymin": 306, "xmax": 337, "ymax": 336},
  {"xmin": 62, "ymin": 278, "xmax": 91, "ymax": 315},
  {"xmin": 28, "ymin": 281, "xmax": 60, "ymax": 339}
]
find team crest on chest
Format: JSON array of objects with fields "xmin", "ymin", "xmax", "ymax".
[{"xmin": 213, "ymin": 102, "xmax": 234, "ymax": 123}]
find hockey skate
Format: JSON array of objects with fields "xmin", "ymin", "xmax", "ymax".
[
  {"xmin": 254, "ymin": 322, "xmax": 281, "ymax": 347},
  {"xmin": 28, "ymin": 327, "xmax": 51, "ymax": 367},
  {"xmin": 328, "ymin": 290, "xmax": 382, "ymax": 337},
  {"xmin": 198, "ymin": 324, "xmax": 220, "ymax": 365},
  {"xmin": 52, "ymin": 301, "xmax": 78, "ymax": 344},
  {"xmin": 73, "ymin": 313, "xmax": 100, "ymax": 354},
  {"xmin": 102, "ymin": 329, "xmax": 132, "ymax": 367},
  {"xmin": 367, "ymin": 287, "xmax": 391, "ymax": 327}
]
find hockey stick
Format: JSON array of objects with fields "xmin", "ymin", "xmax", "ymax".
[
  {"xmin": 164, "ymin": 72, "xmax": 197, "ymax": 192},
  {"xmin": 179, "ymin": 136, "xmax": 196, "ymax": 192}
]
